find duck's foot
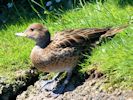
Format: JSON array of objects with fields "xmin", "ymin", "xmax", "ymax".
[
  {"xmin": 51, "ymin": 84, "xmax": 66, "ymax": 97},
  {"xmin": 40, "ymin": 72, "xmax": 62, "ymax": 91},
  {"xmin": 48, "ymin": 70, "xmax": 73, "ymax": 98},
  {"xmin": 45, "ymin": 81, "xmax": 66, "ymax": 98}
]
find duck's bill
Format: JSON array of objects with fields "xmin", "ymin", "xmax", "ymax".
[{"xmin": 15, "ymin": 32, "xmax": 26, "ymax": 37}]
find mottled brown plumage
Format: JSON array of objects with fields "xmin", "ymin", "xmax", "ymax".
[{"xmin": 16, "ymin": 23, "xmax": 127, "ymax": 96}]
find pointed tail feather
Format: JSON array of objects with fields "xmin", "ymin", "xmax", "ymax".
[
  {"xmin": 96, "ymin": 24, "xmax": 129, "ymax": 44},
  {"xmin": 100, "ymin": 24, "xmax": 129, "ymax": 39}
]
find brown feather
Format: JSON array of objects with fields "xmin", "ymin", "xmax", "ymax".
[{"xmin": 52, "ymin": 28, "xmax": 110, "ymax": 48}]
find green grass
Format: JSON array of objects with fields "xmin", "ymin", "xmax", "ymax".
[
  {"xmin": 81, "ymin": 31, "xmax": 133, "ymax": 90},
  {"xmin": 0, "ymin": 18, "xmax": 41, "ymax": 81},
  {"xmin": 0, "ymin": 0, "xmax": 133, "ymax": 89}
]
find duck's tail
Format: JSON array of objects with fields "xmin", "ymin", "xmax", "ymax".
[{"xmin": 100, "ymin": 24, "xmax": 129, "ymax": 40}]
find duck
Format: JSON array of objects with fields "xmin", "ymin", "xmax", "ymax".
[{"xmin": 16, "ymin": 23, "xmax": 127, "ymax": 97}]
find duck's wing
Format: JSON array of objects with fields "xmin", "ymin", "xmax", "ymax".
[
  {"xmin": 52, "ymin": 24, "xmax": 128, "ymax": 48},
  {"xmin": 51, "ymin": 28, "xmax": 110, "ymax": 48}
]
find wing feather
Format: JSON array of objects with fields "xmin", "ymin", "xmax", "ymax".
[{"xmin": 52, "ymin": 28, "xmax": 110, "ymax": 48}]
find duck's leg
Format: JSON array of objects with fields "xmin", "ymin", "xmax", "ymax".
[
  {"xmin": 50, "ymin": 70, "xmax": 73, "ymax": 97},
  {"xmin": 40, "ymin": 72, "xmax": 62, "ymax": 91}
]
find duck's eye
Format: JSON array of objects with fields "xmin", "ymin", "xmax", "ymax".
[{"xmin": 30, "ymin": 28, "xmax": 34, "ymax": 31}]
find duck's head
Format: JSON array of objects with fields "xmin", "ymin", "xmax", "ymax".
[{"xmin": 16, "ymin": 23, "xmax": 51, "ymax": 48}]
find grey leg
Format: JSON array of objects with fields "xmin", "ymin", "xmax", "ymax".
[
  {"xmin": 51, "ymin": 70, "xmax": 73, "ymax": 97},
  {"xmin": 51, "ymin": 72, "xmax": 62, "ymax": 81}
]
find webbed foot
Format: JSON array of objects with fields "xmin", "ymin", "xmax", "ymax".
[
  {"xmin": 48, "ymin": 70, "xmax": 72, "ymax": 98},
  {"xmin": 40, "ymin": 72, "xmax": 62, "ymax": 91}
]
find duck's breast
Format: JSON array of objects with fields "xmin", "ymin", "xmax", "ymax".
[{"xmin": 31, "ymin": 46, "xmax": 79, "ymax": 72}]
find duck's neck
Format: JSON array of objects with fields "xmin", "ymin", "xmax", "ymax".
[
  {"xmin": 35, "ymin": 31, "xmax": 51, "ymax": 48},
  {"xmin": 31, "ymin": 35, "xmax": 51, "ymax": 64},
  {"xmin": 36, "ymin": 37, "xmax": 50, "ymax": 48}
]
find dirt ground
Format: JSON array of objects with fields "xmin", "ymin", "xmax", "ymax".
[{"xmin": 16, "ymin": 77, "xmax": 133, "ymax": 100}]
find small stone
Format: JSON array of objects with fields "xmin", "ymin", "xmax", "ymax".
[
  {"xmin": 116, "ymin": 91, "xmax": 122, "ymax": 96},
  {"xmin": 90, "ymin": 81, "xmax": 96, "ymax": 86}
]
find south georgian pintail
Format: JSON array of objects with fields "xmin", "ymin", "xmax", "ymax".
[{"xmin": 16, "ymin": 23, "xmax": 128, "ymax": 97}]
